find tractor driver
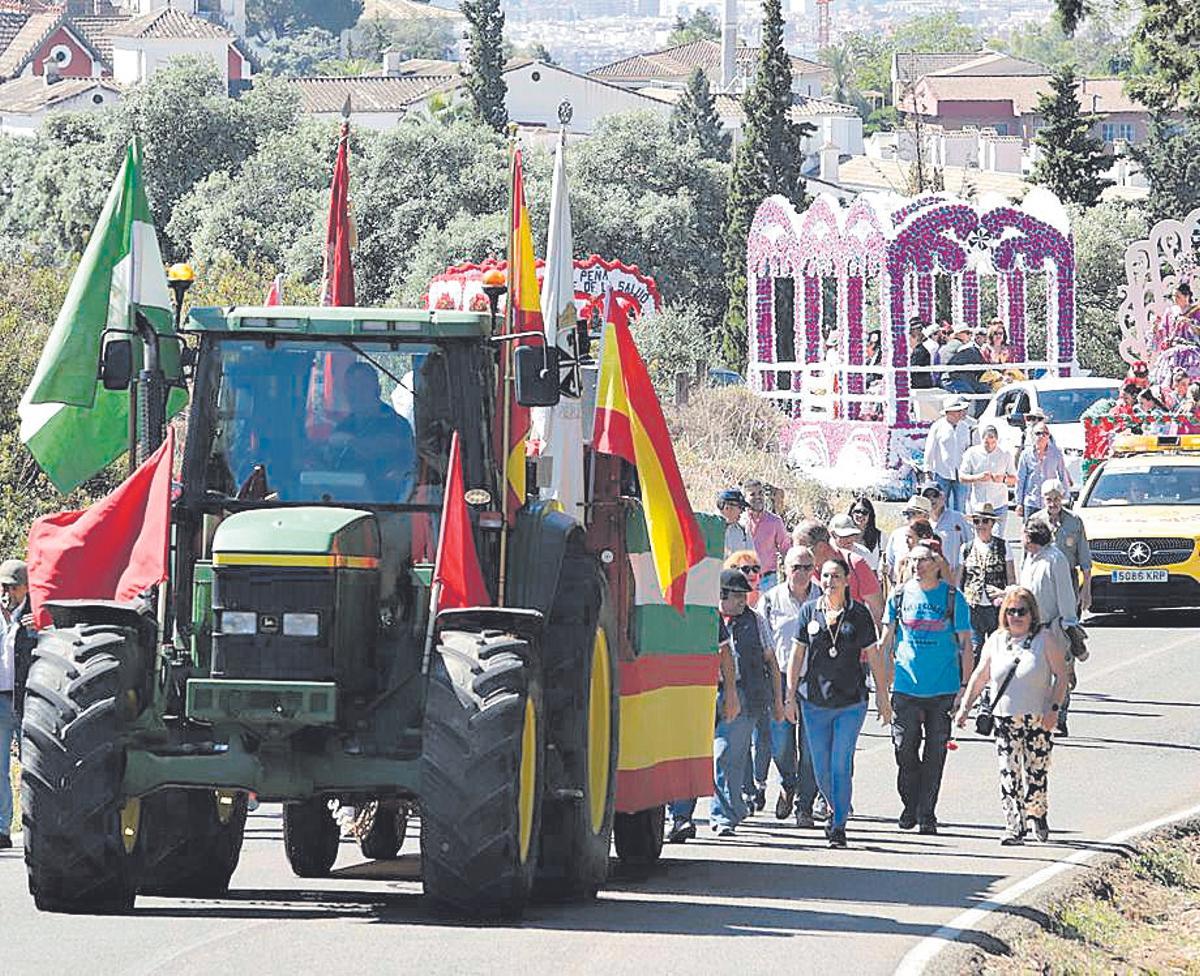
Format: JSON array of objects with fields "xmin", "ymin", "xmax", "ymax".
[{"xmin": 326, "ymin": 361, "xmax": 417, "ymax": 501}]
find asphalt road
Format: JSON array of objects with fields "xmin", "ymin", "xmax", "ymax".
[{"xmin": 2, "ymin": 610, "xmax": 1198, "ymax": 976}]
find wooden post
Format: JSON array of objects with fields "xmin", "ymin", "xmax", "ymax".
[{"xmin": 674, "ymin": 371, "xmax": 689, "ymax": 407}]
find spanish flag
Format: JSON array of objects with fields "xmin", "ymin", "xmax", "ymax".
[
  {"xmin": 498, "ymin": 146, "xmax": 542, "ymax": 521},
  {"xmin": 592, "ymin": 296, "xmax": 705, "ymax": 612}
]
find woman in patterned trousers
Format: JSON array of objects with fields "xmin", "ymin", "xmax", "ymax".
[{"xmin": 955, "ymin": 587, "xmax": 1070, "ymax": 844}]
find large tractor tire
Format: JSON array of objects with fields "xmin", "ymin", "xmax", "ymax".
[
  {"xmin": 613, "ymin": 806, "xmax": 665, "ymax": 867},
  {"xmin": 355, "ymin": 800, "xmax": 408, "ymax": 861},
  {"xmin": 283, "ymin": 797, "xmax": 340, "ymax": 878},
  {"xmin": 537, "ymin": 549, "xmax": 620, "ymax": 900},
  {"xmin": 420, "ymin": 630, "xmax": 544, "ymax": 918},
  {"xmin": 20, "ymin": 626, "xmax": 139, "ymax": 913},
  {"xmin": 138, "ymin": 789, "xmax": 248, "ymax": 897}
]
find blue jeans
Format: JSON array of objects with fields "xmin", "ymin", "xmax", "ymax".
[
  {"xmin": 801, "ymin": 699, "xmax": 868, "ymax": 830},
  {"xmin": 711, "ymin": 704, "xmax": 757, "ymax": 829},
  {"xmin": 794, "ymin": 713, "xmax": 820, "ymax": 815},
  {"xmin": 0, "ymin": 693, "xmax": 14, "ymax": 836},
  {"xmin": 932, "ymin": 473, "xmax": 968, "ymax": 513}
]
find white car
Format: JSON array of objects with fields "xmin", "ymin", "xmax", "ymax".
[{"xmin": 977, "ymin": 377, "xmax": 1121, "ymax": 488}]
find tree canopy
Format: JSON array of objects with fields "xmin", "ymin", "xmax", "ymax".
[
  {"xmin": 1031, "ymin": 64, "xmax": 1113, "ymax": 208},
  {"xmin": 668, "ymin": 9, "xmax": 720, "ymax": 46},
  {"xmin": 461, "ymin": 0, "xmax": 508, "ymax": 132},
  {"xmin": 248, "ymin": 0, "xmax": 364, "ymax": 36},
  {"xmin": 669, "ymin": 68, "xmax": 730, "ymax": 163}
]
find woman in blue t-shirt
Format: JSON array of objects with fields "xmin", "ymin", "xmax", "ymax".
[{"xmin": 784, "ymin": 556, "xmax": 891, "ymax": 849}]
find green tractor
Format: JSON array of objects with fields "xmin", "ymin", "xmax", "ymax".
[{"xmin": 21, "ymin": 303, "xmax": 623, "ymax": 917}]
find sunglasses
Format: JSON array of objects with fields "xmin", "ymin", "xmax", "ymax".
[
  {"xmin": 970, "ymin": 517, "xmax": 995, "ymax": 525},
  {"xmin": 851, "ymin": 509, "xmax": 869, "ymax": 517},
  {"xmin": 1034, "ymin": 430, "xmax": 1050, "ymax": 438},
  {"xmin": 788, "ymin": 563, "xmax": 814, "ymax": 572},
  {"xmin": 1004, "ymin": 607, "xmax": 1030, "ymax": 618},
  {"xmin": 738, "ymin": 565, "xmax": 761, "ymax": 575}
]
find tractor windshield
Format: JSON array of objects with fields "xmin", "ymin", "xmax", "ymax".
[{"xmin": 205, "ymin": 338, "xmax": 451, "ymax": 506}]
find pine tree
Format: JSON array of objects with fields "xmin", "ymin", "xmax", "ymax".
[
  {"xmin": 720, "ymin": 0, "xmax": 812, "ymax": 369},
  {"xmin": 1031, "ymin": 65, "xmax": 1113, "ymax": 207},
  {"xmin": 1129, "ymin": 113, "xmax": 1200, "ymax": 224},
  {"xmin": 669, "ymin": 68, "xmax": 731, "ymax": 162},
  {"xmin": 461, "ymin": 0, "xmax": 507, "ymax": 133}
]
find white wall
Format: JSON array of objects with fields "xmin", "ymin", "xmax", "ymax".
[
  {"xmin": 112, "ymin": 37, "xmax": 231, "ymax": 85},
  {"xmin": 0, "ymin": 86, "xmax": 120, "ymax": 138},
  {"xmin": 503, "ymin": 64, "xmax": 669, "ymax": 134}
]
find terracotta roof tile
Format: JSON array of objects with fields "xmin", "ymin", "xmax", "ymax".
[
  {"xmin": 0, "ymin": 11, "xmax": 28, "ymax": 55},
  {"xmin": 0, "ymin": 74, "xmax": 121, "ymax": 113},
  {"xmin": 590, "ymin": 39, "xmax": 829, "ymax": 87},
  {"xmin": 106, "ymin": 8, "xmax": 232, "ymax": 40},
  {"xmin": 72, "ymin": 14, "xmax": 129, "ymax": 64},
  {"xmin": 906, "ymin": 73, "xmax": 1147, "ymax": 117},
  {"xmin": 0, "ymin": 10, "xmax": 60, "ymax": 77},
  {"xmin": 287, "ymin": 74, "xmax": 446, "ymax": 113}
]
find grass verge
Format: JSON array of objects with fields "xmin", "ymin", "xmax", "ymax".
[{"xmin": 965, "ymin": 825, "xmax": 1200, "ymax": 975}]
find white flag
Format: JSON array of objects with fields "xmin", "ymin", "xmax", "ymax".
[{"xmin": 535, "ymin": 134, "xmax": 586, "ymax": 521}]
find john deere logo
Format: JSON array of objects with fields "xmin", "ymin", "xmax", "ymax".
[
  {"xmin": 464, "ymin": 488, "xmax": 491, "ymax": 506},
  {"xmin": 1127, "ymin": 541, "xmax": 1152, "ymax": 566}
]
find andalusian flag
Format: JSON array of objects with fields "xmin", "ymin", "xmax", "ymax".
[
  {"xmin": 499, "ymin": 145, "xmax": 542, "ymax": 520},
  {"xmin": 592, "ymin": 295, "xmax": 705, "ymax": 612},
  {"xmin": 19, "ymin": 139, "xmax": 184, "ymax": 493}
]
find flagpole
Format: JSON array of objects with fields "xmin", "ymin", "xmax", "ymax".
[
  {"xmin": 127, "ymin": 140, "xmax": 139, "ymax": 475},
  {"xmin": 498, "ymin": 126, "xmax": 518, "ymax": 606}
]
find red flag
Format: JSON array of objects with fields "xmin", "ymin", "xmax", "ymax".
[
  {"xmin": 27, "ymin": 431, "xmax": 175, "ymax": 629},
  {"xmin": 264, "ymin": 274, "xmax": 284, "ymax": 306},
  {"xmin": 320, "ymin": 122, "xmax": 355, "ymax": 307},
  {"xmin": 433, "ymin": 431, "xmax": 490, "ymax": 609}
]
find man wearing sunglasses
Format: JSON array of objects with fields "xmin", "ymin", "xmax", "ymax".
[
  {"xmin": 758, "ymin": 547, "xmax": 822, "ymax": 823},
  {"xmin": 1015, "ymin": 423, "xmax": 1070, "ymax": 521}
]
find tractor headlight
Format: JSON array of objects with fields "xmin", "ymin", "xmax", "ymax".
[
  {"xmin": 282, "ymin": 612, "xmax": 320, "ymax": 637},
  {"xmin": 221, "ymin": 610, "xmax": 258, "ymax": 635}
]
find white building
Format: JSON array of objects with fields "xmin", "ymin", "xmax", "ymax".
[
  {"xmin": 0, "ymin": 71, "xmax": 121, "ymax": 137},
  {"xmin": 120, "ymin": 0, "xmax": 246, "ymax": 39},
  {"xmin": 107, "ymin": 7, "xmax": 253, "ymax": 87}
]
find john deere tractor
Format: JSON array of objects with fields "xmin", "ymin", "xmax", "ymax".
[{"xmin": 20, "ymin": 303, "xmax": 625, "ymax": 917}]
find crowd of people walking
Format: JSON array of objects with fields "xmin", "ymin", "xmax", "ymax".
[{"xmin": 688, "ymin": 395, "xmax": 1088, "ymax": 849}]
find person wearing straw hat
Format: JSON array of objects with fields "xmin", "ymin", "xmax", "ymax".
[
  {"xmin": 960, "ymin": 502, "xmax": 1016, "ymax": 673},
  {"xmin": 922, "ymin": 395, "xmax": 973, "ymax": 513}
]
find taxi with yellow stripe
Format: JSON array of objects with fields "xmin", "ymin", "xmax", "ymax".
[{"xmin": 1077, "ymin": 433, "xmax": 1200, "ymax": 613}]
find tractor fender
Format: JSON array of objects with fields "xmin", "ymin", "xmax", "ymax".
[{"xmin": 505, "ymin": 502, "xmax": 582, "ymax": 616}]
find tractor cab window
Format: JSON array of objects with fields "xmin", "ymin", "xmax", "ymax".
[{"xmin": 207, "ymin": 338, "xmax": 449, "ymax": 505}]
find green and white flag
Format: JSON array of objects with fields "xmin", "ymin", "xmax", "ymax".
[{"xmin": 19, "ymin": 138, "xmax": 185, "ymax": 493}]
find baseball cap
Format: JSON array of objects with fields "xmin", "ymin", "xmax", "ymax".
[
  {"xmin": 0, "ymin": 558, "xmax": 28, "ymax": 585},
  {"xmin": 828, "ymin": 513, "xmax": 859, "ymax": 538},
  {"xmin": 716, "ymin": 488, "xmax": 748, "ymax": 510},
  {"xmin": 719, "ymin": 568, "xmax": 753, "ymax": 594},
  {"xmin": 902, "ymin": 495, "xmax": 933, "ymax": 517}
]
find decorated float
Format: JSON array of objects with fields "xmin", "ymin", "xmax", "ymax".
[
  {"xmin": 745, "ymin": 189, "xmax": 1078, "ymax": 494},
  {"xmin": 1082, "ymin": 205, "xmax": 1200, "ymax": 474}
]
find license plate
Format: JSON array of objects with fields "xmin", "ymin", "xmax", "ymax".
[{"xmin": 1111, "ymin": 569, "xmax": 1168, "ymax": 583}]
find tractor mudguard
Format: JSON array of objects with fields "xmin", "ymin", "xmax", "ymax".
[{"xmin": 504, "ymin": 502, "xmax": 580, "ymax": 616}]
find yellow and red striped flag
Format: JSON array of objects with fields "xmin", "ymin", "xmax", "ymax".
[
  {"xmin": 592, "ymin": 296, "xmax": 705, "ymax": 612},
  {"xmin": 496, "ymin": 145, "xmax": 543, "ymax": 521}
]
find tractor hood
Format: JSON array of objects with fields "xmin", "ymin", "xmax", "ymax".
[{"xmin": 212, "ymin": 507, "xmax": 381, "ymax": 567}]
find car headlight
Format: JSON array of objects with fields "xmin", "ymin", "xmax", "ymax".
[
  {"xmin": 282, "ymin": 612, "xmax": 320, "ymax": 637},
  {"xmin": 220, "ymin": 610, "xmax": 257, "ymax": 635}
]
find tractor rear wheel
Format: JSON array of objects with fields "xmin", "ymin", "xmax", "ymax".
[
  {"xmin": 537, "ymin": 550, "xmax": 619, "ymax": 899},
  {"xmin": 20, "ymin": 626, "xmax": 139, "ymax": 913},
  {"xmin": 613, "ymin": 806, "xmax": 665, "ymax": 866},
  {"xmin": 420, "ymin": 630, "xmax": 543, "ymax": 918},
  {"xmin": 138, "ymin": 789, "xmax": 248, "ymax": 897},
  {"xmin": 356, "ymin": 800, "xmax": 407, "ymax": 860},
  {"xmin": 283, "ymin": 797, "xmax": 340, "ymax": 878}
]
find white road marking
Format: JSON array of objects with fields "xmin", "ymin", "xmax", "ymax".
[{"xmin": 892, "ymin": 800, "xmax": 1200, "ymax": 975}]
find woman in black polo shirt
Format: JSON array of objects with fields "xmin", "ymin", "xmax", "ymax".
[{"xmin": 785, "ymin": 556, "xmax": 891, "ymax": 848}]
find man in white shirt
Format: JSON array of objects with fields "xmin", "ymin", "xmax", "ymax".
[
  {"xmin": 757, "ymin": 546, "xmax": 821, "ymax": 824},
  {"xmin": 883, "ymin": 495, "xmax": 933, "ymax": 585},
  {"xmin": 921, "ymin": 482, "xmax": 971, "ymax": 587},
  {"xmin": 1019, "ymin": 519, "xmax": 1078, "ymax": 631},
  {"xmin": 958, "ymin": 423, "xmax": 1016, "ymax": 536},
  {"xmin": 922, "ymin": 395, "xmax": 974, "ymax": 512},
  {"xmin": 717, "ymin": 488, "xmax": 753, "ymax": 557}
]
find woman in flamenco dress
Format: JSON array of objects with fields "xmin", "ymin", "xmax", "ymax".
[{"xmin": 1150, "ymin": 282, "xmax": 1200, "ymax": 388}]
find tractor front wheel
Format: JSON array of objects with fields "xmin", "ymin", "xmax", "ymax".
[
  {"xmin": 139, "ymin": 789, "xmax": 248, "ymax": 897},
  {"xmin": 283, "ymin": 797, "xmax": 340, "ymax": 878},
  {"xmin": 356, "ymin": 800, "xmax": 407, "ymax": 861}
]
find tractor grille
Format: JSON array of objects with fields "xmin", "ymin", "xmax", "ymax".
[{"xmin": 1090, "ymin": 537, "xmax": 1195, "ymax": 567}]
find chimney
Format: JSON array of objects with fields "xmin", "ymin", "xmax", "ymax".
[
  {"xmin": 721, "ymin": 0, "xmax": 736, "ymax": 91},
  {"xmin": 819, "ymin": 140, "xmax": 840, "ymax": 182},
  {"xmin": 42, "ymin": 56, "xmax": 62, "ymax": 85},
  {"xmin": 382, "ymin": 47, "xmax": 403, "ymax": 76}
]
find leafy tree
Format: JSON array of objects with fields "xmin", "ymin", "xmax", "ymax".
[
  {"xmin": 668, "ymin": 9, "xmax": 720, "ymax": 46},
  {"xmin": 989, "ymin": 17, "xmax": 1130, "ymax": 76},
  {"xmin": 629, "ymin": 304, "xmax": 713, "ymax": 393},
  {"xmin": 1031, "ymin": 64, "xmax": 1113, "ymax": 207},
  {"xmin": 819, "ymin": 42, "xmax": 857, "ymax": 106},
  {"xmin": 248, "ymin": 0, "xmax": 363, "ymax": 36},
  {"xmin": 461, "ymin": 0, "xmax": 508, "ymax": 132},
  {"xmin": 1128, "ymin": 114, "xmax": 1200, "ymax": 224},
  {"xmin": 525, "ymin": 42, "xmax": 555, "ymax": 65},
  {"xmin": 721, "ymin": 0, "xmax": 811, "ymax": 368},
  {"xmin": 259, "ymin": 27, "xmax": 340, "ymax": 76},
  {"xmin": 669, "ymin": 67, "xmax": 730, "ymax": 162},
  {"xmin": 355, "ymin": 15, "xmax": 456, "ymax": 63},
  {"xmin": 1125, "ymin": 0, "xmax": 1200, "ymax": 113}
]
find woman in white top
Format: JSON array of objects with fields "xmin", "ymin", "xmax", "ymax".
[{"xmin": 955, "ymin": 586, "xmax": 1069, "ymax": 845}]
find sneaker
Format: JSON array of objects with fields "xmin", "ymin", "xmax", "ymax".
[
  {"xmin": 715, "ymin": 825, "xmax": 736, "ymax": 837},
  {"xmin": 1054, "ymin": 717, "xmax": 1069, "ymax": 737},
  {"xmin": 794, "ymin": 811, "xmax": 816, "ymax": 829},
  {"xmin": 753, "ymin": 787, "xmax": 767, "ymax": 812},
  {"xmin": 898, "ymin": 810, "xmax": 918, "ymax": 831},
  {"xmin": 667, "ymin": 818, "xmax": 697, "ymax": 844},
  {"xmin": 828, "ymin": 826, "xmax": 847, "ymax": 849},
  {"xmin": 775, "ymin": 786, "xmax": 795, "ymax": 820},
  {"xmin": 918, "ymin": 821, "xmax": 939, "ymax": 836},
  {"xmin": 1073, "ymin": 645, "xmax": 1089, "ymax": 662},
  {"xmin": 1029, "ymin": 815, "xmax": 1050, "ymax": 842},
  {"xmin": 0, "ymin": 834, "xmax": 11, "ymax": 850},
  {"xmin": 813, "ymin": 796, "xmax": 831, "ymax": 822},
  {"xmin": 1000, "ymin": 831, "xmax": 1024, "ymax": 846},
  {"xmin": 247, "ymin": 791, "xmax": 260, "ymax": 812}
]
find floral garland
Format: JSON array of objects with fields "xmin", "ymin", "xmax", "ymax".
[
  {"xmin": 962, "ymin": 270, "xmax": 979, "ymax": 330},
  {"xmin": 917, "ymin": 274, "xmax": 933, "ymax": 324},
  {"xmin": 804, "ymin": 274, "xmax": 821, "ymax": 362},
  {"xmin": 847, "ymin": 274, "xmax": 864, "ymax": 419},
  {"xmin": 755, "ymin": 273, "xmax": 775, "ymax": 392},
  {"xmin": 1006, "ymin": 270, "xmax": 1026, "ymax": 359}
]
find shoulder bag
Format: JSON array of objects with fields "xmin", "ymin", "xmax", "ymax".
[{"xmin": 975, "ymin": 640, "xmax": 1022, "ymax": 737}]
